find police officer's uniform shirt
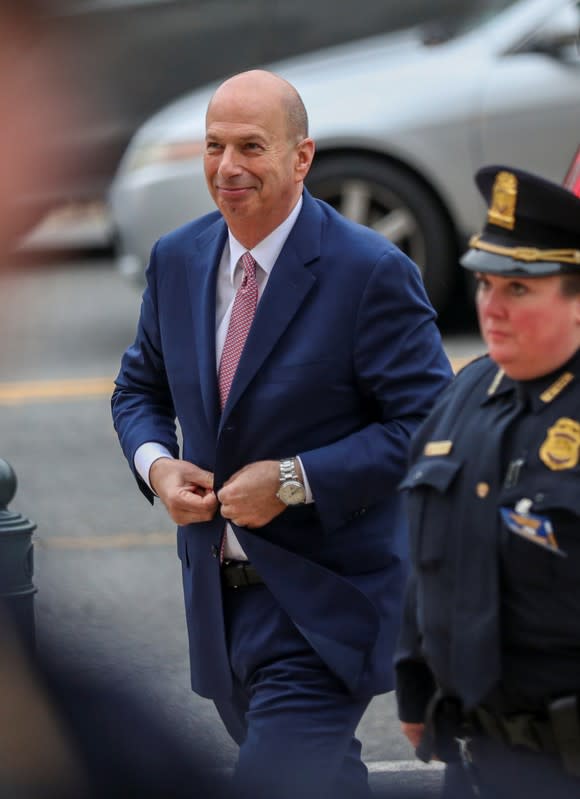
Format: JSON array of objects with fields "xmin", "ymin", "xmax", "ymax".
[
  {"xmin": 496, "ymin": 348, "xmax": 580, "ymax": 710},
  {"xmin": 396, "ymin": 347, "xmax": 580, "ymax": 719}
]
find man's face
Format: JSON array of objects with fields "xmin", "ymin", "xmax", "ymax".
[
  {"xmin": 203, "ymin": 79, "xmax": 312, "ymax": 243},
  {"xmin": 475, "ymin": 272, "xmax": 580, "ymax": 379}
]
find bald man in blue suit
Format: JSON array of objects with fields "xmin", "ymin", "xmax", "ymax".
[{"xmin": 112, "ymin": 69, "xmax": 452, "ymax": 799}]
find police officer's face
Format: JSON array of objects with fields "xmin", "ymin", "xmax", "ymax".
[{"xmin": 476, "ymin": 273, "xmax": 580, "ymax": 380}]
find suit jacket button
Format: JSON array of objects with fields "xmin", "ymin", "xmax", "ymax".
[{"xmin": 211, "ymin": 545, "xmax": 219, "ymax": 558}]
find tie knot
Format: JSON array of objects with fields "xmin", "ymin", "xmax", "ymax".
[
  {"xmin": 239, "ymin": 252, "xmax": 257, "ymax": 289},
  {"xmin": 240, "ymin": 251, "xmax": 257, "ymax": 283}
]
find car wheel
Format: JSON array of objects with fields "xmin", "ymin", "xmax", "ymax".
[{"xmin": 306, "ymin": 155, "xmax": 458, "ymax": 314}]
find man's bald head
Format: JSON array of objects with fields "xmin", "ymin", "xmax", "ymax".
[{"xmin": 207, "ymin": 70, "xmax": 308, "ymax": 144}]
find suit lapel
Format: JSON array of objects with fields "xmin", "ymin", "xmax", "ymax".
[
  {"xmin": 187, "ymin": 220, "xmax": 228, "ymax": 432},
  {"xmin": 220, "ymin": 193, "xmax": 322, "ymax": 424}
]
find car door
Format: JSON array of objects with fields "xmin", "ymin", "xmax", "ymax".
[{"xmin": 478, "ymin": 0, "xmax": 580, "ymax": 184}]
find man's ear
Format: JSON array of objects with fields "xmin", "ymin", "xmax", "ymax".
[{"xmin": 295, "ymin": 138, "xmax": 315, "ymax": 182}]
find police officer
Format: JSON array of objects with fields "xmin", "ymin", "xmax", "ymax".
[{"xmin": 395, "ymin": 165, "xmax": 580, "ymax": 799}]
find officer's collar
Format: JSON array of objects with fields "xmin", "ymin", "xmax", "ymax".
[{"xmin": 482, "ymin": 348, "xmax": 579, "ymax": 413}]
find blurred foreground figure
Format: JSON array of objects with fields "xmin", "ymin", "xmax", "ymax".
[
  {"xmin": 396, "ymin": 165, "xmax": 580, "ymax": 798},
  {"xmin": 0, "ymin": 0, "xmax": 88, "ymax": 256},
  {"xmin": 0, "ymin": 609, "xmax": 87, "ymax": 799},
  {"xmin": 0, "ymin": 606, "xmax": 229, "ymax": 799},
  {"xmin": 0, "ymin": 4, "xmax": 227, "ymax": 796}
]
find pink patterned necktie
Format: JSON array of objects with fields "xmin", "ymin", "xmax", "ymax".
[{"xmin": 218, "ymin": 251, "xmax": 258, "ymax": 409}]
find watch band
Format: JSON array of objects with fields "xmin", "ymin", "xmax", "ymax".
[
  {"xmin": 276, "ymin": 457, "xmax": 306, "ymax": 505},
  {"xmin": 279, "ymin": 457, "xmax": 300, "ymax": 483}
]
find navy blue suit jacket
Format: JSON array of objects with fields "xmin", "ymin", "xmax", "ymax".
[{"xmin": 112, "ymin": 190, "xmax": 452, "ymax": 700}]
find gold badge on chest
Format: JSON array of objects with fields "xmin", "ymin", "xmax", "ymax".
[{"xmin": 539, "ymin": 417, "xmax": 580, "ymax": 471}]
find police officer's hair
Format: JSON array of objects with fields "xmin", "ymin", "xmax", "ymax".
[{"xmin": 560, "ymin": 274, "xmax": 580, "ymax": 296}]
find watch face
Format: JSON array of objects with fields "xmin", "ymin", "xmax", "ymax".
[{"xmin": 277, "ymin": 480, "xmax": 306, "ymax": 505}]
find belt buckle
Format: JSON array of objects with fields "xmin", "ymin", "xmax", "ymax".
[
  {"xmin": 237, "ymin": 563, "xmax": 250, "ymax": 588},
  {"xmin": 222, "ymin": 560, "xmax": 250, "ymax": 589}
]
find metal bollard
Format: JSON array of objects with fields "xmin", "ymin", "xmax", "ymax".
[{"xmin": 0, "ymin": 459, "xmax": 37, "ymax": 651}]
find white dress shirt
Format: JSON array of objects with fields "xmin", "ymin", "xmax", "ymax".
[{"xmin": 134, "ymin": 195, "xmax": 312, "ymax": 559}]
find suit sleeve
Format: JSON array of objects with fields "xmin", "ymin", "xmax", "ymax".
[
  {"xmin": 111, "ymin": 242, "xmax": 179, "ymax": 502},
  {"xmin": 299, "ymin": 249, "xmax": 453, "ymax": 532}
]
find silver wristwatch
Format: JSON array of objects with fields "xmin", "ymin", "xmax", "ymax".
[{"xmin": 276, "ymin": 458, "xmax": 306, "ymax": 506}]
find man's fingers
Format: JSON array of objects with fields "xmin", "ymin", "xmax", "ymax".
[
  {"xmin": 151, "ymin": 459, "xmax": 215, "ymax": 501},
  {"xmin": 188, "ymin": 466, "xmax": 214, "ymax": 489},
  {"xmin": 176, "ymin": 487, "xmax": 217, "ymax": 510},
  {"xmin": 164, "ymin": 486, "xmax": 218, "ymax": 524}
]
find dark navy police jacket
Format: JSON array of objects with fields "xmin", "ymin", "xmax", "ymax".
[{"xmin": 396, "ymin": 349, "xmax": 580, "ymax": 720}]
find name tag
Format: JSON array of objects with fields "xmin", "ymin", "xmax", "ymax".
[{"xmin": 424, "ymin": 440, "xmax": 453, "ymax": 456}]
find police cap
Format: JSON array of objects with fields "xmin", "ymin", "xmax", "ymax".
[{"xmin": 461, "ymin": 165, "xmax": 580, "ymax": 276}]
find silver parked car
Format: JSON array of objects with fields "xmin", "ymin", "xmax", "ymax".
[{"xmin": 109, "ymin": 0, "xmax": 580, "ymax": 313}]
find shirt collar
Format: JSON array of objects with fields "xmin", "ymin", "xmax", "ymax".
[
  {"xmin": 518, "ymin": 347, "xmax": 580, "ymax": 412},
  {"xmin": 482, "ymin": 347, "xmax": 580, "ymax": 413},
  {"xmin": 227, "ymin": 195, "xmax": 303, "ymax": 283}
]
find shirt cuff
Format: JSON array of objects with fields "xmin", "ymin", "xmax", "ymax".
[
  {"xmin": 395, "ymin": 660, "xmax": 437, "ymax": 723},
  {"xmin": 134, "ymin": 442, "xmax": 174, "ymax": 492},
  {"xmin": 295, "ymin": 455, "xmax": 314, "ymax": 504}
]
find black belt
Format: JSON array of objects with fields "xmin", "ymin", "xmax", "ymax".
[
  {"xmin": 440, "ymin": 696, "xmax": 580, "ymax": 777},
  {"xmin": 421, "ymin": 692, "xmax": 580, "ymax": 776},
  {"xmin": 221, "ymin": 560, "xmax": 264, "ymax": 589},
  {"xmin": 469, "ymin": 705, "xmax": 559, "ymax": 754}
]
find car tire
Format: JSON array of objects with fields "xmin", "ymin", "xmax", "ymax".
[{"xmin": 305, "ymin": 154, "xmax": 458, "ymax": 314}]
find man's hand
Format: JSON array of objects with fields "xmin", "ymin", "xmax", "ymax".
[
  {"xmin": 217, "ymin": 460, "xmax": 286, "ymax": 528},
  {"xmin": 401, "ymin": 722, "xmax": 426, "ymax": 750},
  {"xmin": 149, "ymin": 458, "xmax": 218, "ymax": 525}
]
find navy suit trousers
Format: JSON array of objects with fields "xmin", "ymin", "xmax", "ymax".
[{"xmin": 214, "ymin": 582, "xmax": 373, "ymax": 799}]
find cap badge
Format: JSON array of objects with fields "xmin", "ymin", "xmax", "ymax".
[
  {"xmin": 539, "ymin": 417, "xmax": 580, "ymax": 471},
  {"xmin": 488, "ymin": 171, "xmax": 517, "ymax": 231}
]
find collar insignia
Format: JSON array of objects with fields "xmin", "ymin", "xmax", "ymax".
[
  {"xmin": 487, "ymin": 368, "xmax": 505, "ymax": 396},
  {"xmin": 539, "ymin": 372, "xmax": 574, "ymax": 404},
  {"xmin": 539, "ymin": 417, "xmax": 580, "ymax": 471}
]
